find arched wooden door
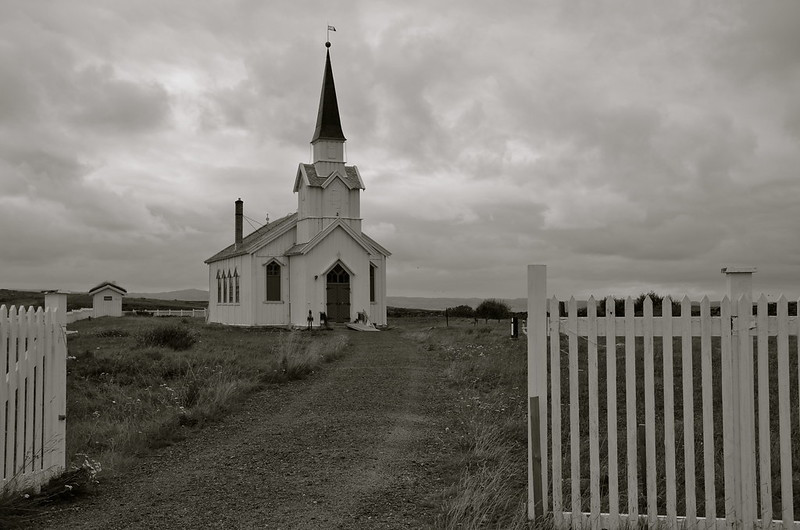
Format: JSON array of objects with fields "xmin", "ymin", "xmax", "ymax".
[{"xmin": 326, "ymin": 264, "xmax": 350, "ymax": 323}]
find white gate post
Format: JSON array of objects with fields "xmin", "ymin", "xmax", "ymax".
[
  {"xmin": 722, "ymin": 266, "xmax": 756, "ymax": 302},
  {"xmin": 721, "ymin": 266, "xmax": 757, "ymax": 526},
  {"xmin": 43, "ymin": 290, "xmax": 68, "ymax": 329},
  {"xmin": 528, "ymin": 265, "xmax": 548, "ymax": 520}
]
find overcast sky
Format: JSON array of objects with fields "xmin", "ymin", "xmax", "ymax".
[{"xmin": 2, "ymin": 1, "xmax": 799, "ymax": 300}]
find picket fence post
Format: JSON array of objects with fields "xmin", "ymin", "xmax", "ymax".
[
  {"xmin": 721, "ymin": 267, "xmax": 757, "ymax": 528},
  {"xmin": 527, "ymin": 265, "xmax": 548, "ymax": 521}
]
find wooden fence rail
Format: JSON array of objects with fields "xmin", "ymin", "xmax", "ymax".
[
  {"xmin": 0, "ymin": 305, "xmax": 67, "ymax": 493},
  {"xmin": 527, "ymin": 265, "xmax": 800, "ymax": 529}
]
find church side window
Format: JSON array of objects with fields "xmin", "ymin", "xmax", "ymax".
[
  {"xmin": 217, "ymin": 270, "xmax": 222, "ymax": 303},
  {"xmin": 370, "ymin": 264, "xmax": 376, "ymax": 303},
  {"xmin": 234, "ymin": 269, "xmax": 240, "ymax": 304},
  {"xmin": 223, "ymin": 270, "xmax": 228, "ymax": 303},
  {"xmin": 228, "ymin": 271, "xmax": 234, "ymax": 303},
  {"xmin": 266, "ymin": 262, "xmax": 281, "ymax": 301}
]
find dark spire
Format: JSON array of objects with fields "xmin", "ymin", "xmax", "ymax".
[{"xmin": 311, "ymin": 45, "xmax": 346, "ymax": 143}]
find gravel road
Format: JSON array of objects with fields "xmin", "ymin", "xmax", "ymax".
[{"xmin": 37, "ymin": 327, "xmax": 454, "ymax": 529}]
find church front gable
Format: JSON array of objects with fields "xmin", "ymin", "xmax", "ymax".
[{"xmin": 291, "ymin": 225, "xmax": 372, "ymax": 326}]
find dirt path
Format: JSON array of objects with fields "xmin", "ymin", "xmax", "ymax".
[{"xmin": 38, "ymin": 327, "xmax": 454, "ymax": 529}]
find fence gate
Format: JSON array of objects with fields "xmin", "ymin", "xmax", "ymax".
[
  {"xmin": 1, "ymin": 305, "xmax": 67, "ymax": 493},
  {"xmin": 527, "ymin": 265, "xmax": 800, "ymax": 529}
]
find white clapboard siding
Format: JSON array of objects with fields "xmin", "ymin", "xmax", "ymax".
[
  {"xmin": 1, "ymin": 305, "xmax": 66, "ymax": 494},
  {"xmin": 527, "ymin": 265, "xmax": 800, "ymax": 530}
]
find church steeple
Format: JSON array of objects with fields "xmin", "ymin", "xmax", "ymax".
[{"xmin": 311, "ymin": 42, "xmax": 346, "ymax": 163}]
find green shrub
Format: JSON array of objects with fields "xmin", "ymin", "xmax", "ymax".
[
  {"xmin": 136, "ymin": 324, "xmax": 196, "ymax": 351},
  {"xmin": 448, "ymin": 305, "xmax": 476, "ymax": 318},
  {"xmin": 94, "ymin": 328, "xmax": 130, "ymax": 338},
  {"xmin": 475, "ymin": 299, "xmax": 511, "ymax": 322}
]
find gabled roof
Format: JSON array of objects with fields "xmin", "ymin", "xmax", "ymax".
[
  {"xmin": 311, "ymin": 48, "xmax": 346, "ymax": 143},
  {"xmin": 285, "ymin": 219, "xmax": 377, "ymax": 257},
  {"xmin": 205, "ymin": 212, "xmax": 298, "ymax": 264},
  {"xmin": 294, "ymin": 163, "xmax": 364, "ymax": 192},
  {"xmin": 88, "ymin": 281, "xmax": 127, "ymax": 296}
]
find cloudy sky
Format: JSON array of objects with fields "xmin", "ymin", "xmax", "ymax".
[{"xmin": 2, "ymin": 1, "xmax": 799, "ymax": 300}]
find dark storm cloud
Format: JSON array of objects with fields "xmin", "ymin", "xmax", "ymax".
[{"xmin": 1, "ymin": 1, "xmax": 799, "ymax": 297}]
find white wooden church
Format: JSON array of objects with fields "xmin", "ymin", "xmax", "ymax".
[{"xmin": 205, "ymin": 43, "xmax": 390, "ymax": 327}]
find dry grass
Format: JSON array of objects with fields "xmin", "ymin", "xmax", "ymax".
[
  {"xmin": 60, "ymin": 317, "xmax": 350, "ymax": 476},
  {"xmin": 401, "ymin": 317, "xmax": 532, "ymax": 529}
]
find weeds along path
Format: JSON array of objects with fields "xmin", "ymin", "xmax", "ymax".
[{"xmin": 39, "ymin": 327, "xmax": 453, "ymax": 529}]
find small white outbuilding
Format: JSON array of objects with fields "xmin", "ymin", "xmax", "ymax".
[{"xmin": 88, "ymin": 281, "xmax": 127, "ymax": 318}]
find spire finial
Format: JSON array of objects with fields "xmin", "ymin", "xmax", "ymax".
[{"xmin": 325, "ymin": 41, "xmax": 331, "ymax": 48}]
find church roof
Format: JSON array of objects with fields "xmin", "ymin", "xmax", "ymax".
[
  {"xmin": 205, "ymin": 212, "xmax": 298, "ymax": 263},
  {"xmin": 296, "ymin": 163, "xmax": 363, "ymax": 190},
  {"xmin": 361, "ymin": 232, "xmax": 392, "ymax": 257},
  {"xmin": 311, "ymin": 48, "xmax": 346, "ymax": 143},
  {"xmin": 285, "ymin": 220, "xmax": 391, "ymax": 258}
]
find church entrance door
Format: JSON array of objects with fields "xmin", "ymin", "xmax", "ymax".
[{"xmin": 326, "ymin": 264, "xmax": 351, "ymax": 323}]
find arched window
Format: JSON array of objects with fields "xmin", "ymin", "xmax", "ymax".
[
  {"xmin": 223, "ymin": 270, "xmax": 228, "ymax": 303},
  {"xmin": 216, "ymin": 270, "xmax": 222, "ymax": 303},
  {"xmin": 228, "ymin": 270, "xmax": 234, "ymax": 303},
  {"xmin": 327, "ymin": 264, "xmax": 349, "ymax": 284},
  {"xmin": 233, "ymin": 269, "xmax": 240, "ymax": 304},
  {"xmin": 266, "ymin": 262, "xmax": 281, "ymax": 301}
]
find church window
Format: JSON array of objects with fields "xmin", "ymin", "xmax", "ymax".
[
  {"xmin": 369, "ymin": 264, "xmax": 376, "ymax": 302},
  {"xmin": 217, "ymin": 270, "xmax": 222, "ymax": 303},
  {"xmin": 234, "ymin": 269, "xmax": 240, "ymax": 304},
  {"xmin": 223, "ymin": 271, "xmax": 228, "ymax": 303},
  {"xmin": 327, "ymin": 264, "xmax": 349, "ymax": 284},
  {"xmin": 228, "ymin": 271, "xmax": 234, "ymax": 303},
  {"xmin": 266, "ymin": 262, "xmax": 281, "ymax": 301}
]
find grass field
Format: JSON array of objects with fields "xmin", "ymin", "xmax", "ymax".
[
  {"xmin": 399, "ymin": 316, "xmax": 531, "ymax": 529},
  {"xmin": 7, "ymin": 307, "xmax": 794, "ymax": 528},
  {"xmin": 62, "ymin": 316, "xmax": 348, "ymax": 473}
]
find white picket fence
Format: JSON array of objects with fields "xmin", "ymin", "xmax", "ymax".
[
  {"xmin": 527, "ymin": 265, "xmax": 800, "ymax": 529},
  {"xmin": 0, "ymin": 305, "xmax": 66, "ymax": 493},
  {"xmin": 126, "ymin": 309, "xmax": 207, "ymax": 318},
  {"xmin": 66, "ymin": 307, "xmax": 94, "ymax": 324}
]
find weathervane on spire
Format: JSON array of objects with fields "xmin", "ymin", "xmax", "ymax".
[{"xmin": 326, "ymin": 24, "xmax": 336, "ymax": 46}]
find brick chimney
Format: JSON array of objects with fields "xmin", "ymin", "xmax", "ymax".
[{"xmin": 235, "ymin": 198, "xmax": 243, "ymax": 248}]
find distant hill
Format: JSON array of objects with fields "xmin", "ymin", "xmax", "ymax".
[
  {"xmin": 127, "ymin": 289, "xmax": 209, "ymax": 302},
  {"xmin": 387, "ymin": 296, "xmax": 528, "ymax": 312}
]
